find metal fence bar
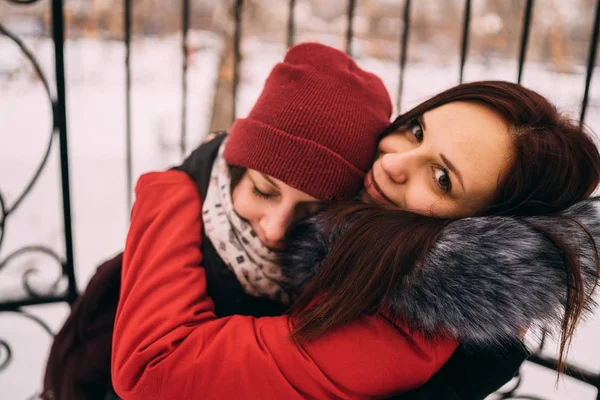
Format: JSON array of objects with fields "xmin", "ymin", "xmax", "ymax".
[
  {"xmin": 0, "ymin": 296, "xmax": 72, "ymax": 312},
  {"xmin": 517, "ymin": 0, "xmax": 534, "ymax": 84},
  {"xmin": 580, "ymin": 0, "xmax": 600, "ymax": 124},
  {"xmin": 233, "ymin": 0, "xmax": 243, "ymax": 120},
  {"xmin": 397, "ymin": 0, "xmax": 411, "ymax": 113},
  {"xmin": 459, "ymin": 0, "xmax": 471, "ymax": 84},
  {"xmin": 181, "ymin": 0, "xmax": 190, "ymax": 157},
  {"xmin": 124, "ymin": 0, "xmax": 133, "ymax": 211},
  {"xmin": 52, "ymin": 0, "xmax": 77, "ymax": 303},
  {"xmin": 0, "ymin": 22, "xmax": 71, "ymax": 312},
  {"xmin": 527, "ymin": 353, "xmax": 600, "ymax": 390},
  {"xmin": 0, "ymin": 24, "xmax": 53, "ymax": 216},
  {"xmin": 345, "ymin": 0, "xmax": 356, "ymax": 56},
  {"xmin": 287, "ymin": 0, "xmax": 296, "ymax": 48}
]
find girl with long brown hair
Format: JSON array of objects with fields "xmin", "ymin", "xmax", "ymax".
[
  {"xmin": 111, "ymin": 81, "xmax": 600, "ymax": 399},
  {"xmin": 283, "ymin": 80, "xmax": 600, "ymax": 390}
]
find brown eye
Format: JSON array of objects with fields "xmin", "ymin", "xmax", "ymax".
[
  {"xmin": 434, "ymin": 168, "xmax": 452, "ymax": 193},
  {"xmin": 409, "ymin": 120, "xmax": 423, "ymax": 142}
]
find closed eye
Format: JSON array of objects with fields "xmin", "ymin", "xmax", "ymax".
[{"xmin": 252, "ymin": 185, "xmax": 276, "ymax": 200}]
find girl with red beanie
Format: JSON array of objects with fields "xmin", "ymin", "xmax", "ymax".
[
  {"xmin": 110, "ymin": 46, "xmax": 600, "ymax": 400},
  {"xmin": 48, "ymin": 44, "xmax": 527, "ymax": 400},
  {"xmin": 45, "ymin": 41, "xmax": 397, "ymax": 400},
  {"xmin": 110, "ymin": 42, "xmax": 459, "ymax": 399}
]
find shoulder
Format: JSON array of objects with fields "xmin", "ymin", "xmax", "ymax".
[
  {"xmin": 134, "ymin": 171, "xmax": 202, "ymax": 217},
  {"xmin": 136, "ymin": 170, "xmax": 197, "ymax": 191}
]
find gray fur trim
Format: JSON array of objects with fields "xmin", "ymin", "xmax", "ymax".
[{"xmin": 279, "ymin": 198, "xmax": 600, "ymax": 347}]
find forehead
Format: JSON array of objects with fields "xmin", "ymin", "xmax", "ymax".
[
  {"xmin": 247, "ymin": 169, "xmax": 319, "ymax": 202},
  {"xmin": 424, "ymin": 101, "xmax": 512, "ymax": 195}
]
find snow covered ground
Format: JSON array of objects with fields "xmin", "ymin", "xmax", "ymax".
[{"xmin": 1, "ymin": 32, "xmax": 599, "ymax": 399}]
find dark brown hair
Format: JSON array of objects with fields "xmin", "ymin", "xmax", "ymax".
[
  {"xmin": 229, "ymin": 165, "xmax": 246, "ymax": 189},
  {"xmin": 290, "ymin": 81, "xmax": 600, "ymax": 374}
]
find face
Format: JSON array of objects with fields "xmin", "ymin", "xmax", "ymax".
[
  {"xmin": 232, "ymin": 169, "xmax": 324, "ymax": 250},
  {"xmin": 362, "ymin": 101, "xmax": 513, "ymax": 218}
]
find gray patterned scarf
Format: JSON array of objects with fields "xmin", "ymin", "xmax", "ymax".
[{"xmin": 202, "ymin": 140, "xmax": 291, "ymax": 304}]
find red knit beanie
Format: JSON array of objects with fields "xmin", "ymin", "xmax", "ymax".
[{"xmin": 224, "ymin": 42, "xmax": 392, "ymax": 201}]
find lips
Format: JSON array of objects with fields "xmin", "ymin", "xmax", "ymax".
[{"xmin": 363, "ymin": 169, "xmax": 396, "ymax": 206}]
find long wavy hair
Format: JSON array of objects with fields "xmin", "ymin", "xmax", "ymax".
[{"xmin": 289, "ymin": 81, "xmax": 600, "ymax": 374}]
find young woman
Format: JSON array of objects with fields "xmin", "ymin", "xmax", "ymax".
[
  {"xmin": 43, "ymin": 41, "xmax": 395, "ymax": 400},
  {"xmin": 111, "ymin": 80, "xmax": 600, "ymax": 398},
  {"xmin": 280, "ymin": 81, "xmax": 600, "ymax": 399}
]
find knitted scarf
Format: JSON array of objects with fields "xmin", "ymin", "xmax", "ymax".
[{"xmin": 202, "ymin": 140, "xmax": 291, "ymax": 304}]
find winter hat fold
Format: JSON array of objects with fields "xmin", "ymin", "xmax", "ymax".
[{"xmin": 224, "ymin": 42, "xmax": 392, "ymax": 201}]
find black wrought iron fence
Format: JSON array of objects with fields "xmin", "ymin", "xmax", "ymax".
[{"xmin": 1, "ymin": 0, "xmax": 599, "ymax": 399}]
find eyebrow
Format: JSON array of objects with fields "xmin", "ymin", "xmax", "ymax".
[{"xmin": 420, "ymin": 114, "xmax": 466, "ymax": 195}]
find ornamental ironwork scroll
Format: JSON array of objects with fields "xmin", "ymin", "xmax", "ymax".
[{"xmin": 0, "ymin": 0, "xmax": 77, "ymax": 398}]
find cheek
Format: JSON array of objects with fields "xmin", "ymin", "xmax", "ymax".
[
  {"xmin": 231, "ymin": 184, "xmax": 260, "ymax": 222},
  {"xmin": 403, "ymin": 181, "xmax": 455, "ymax": 217},
  {"xmin": 403, "ymin": 183, "xmax": 437, "ymax": 214},
  {"xmin": 378, "ymin": 134, "xmax": 412, "ymax": 154},
  {"xmin": 458, "ymin": 186, "xmax": 497, "ymax": 216}
]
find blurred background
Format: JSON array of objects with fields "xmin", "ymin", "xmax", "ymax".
[{"xmin": 1, "ymin": 0, "xmax": 599, "ymax": 399}]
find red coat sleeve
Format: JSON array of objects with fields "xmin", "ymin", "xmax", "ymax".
[{"xmin": 112, "ymin": 171, "xmax": 457, "ymax": 400}]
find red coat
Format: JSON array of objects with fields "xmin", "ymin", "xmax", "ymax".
[{"xmin": 111, "ymin": 171, "xmax": 457, "ymax": 399}]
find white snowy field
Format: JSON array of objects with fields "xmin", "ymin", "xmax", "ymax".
[{"xmin": 1, "ymin": 32, "xmax": 600, "ymax": 399}]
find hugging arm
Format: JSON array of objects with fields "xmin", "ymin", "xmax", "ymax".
[{"xmin": 111, "ymin": 171, "xmax": 457, "ymax": 399}]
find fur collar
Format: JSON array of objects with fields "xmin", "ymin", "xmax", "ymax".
[{"xmin": 279, "ymin": 198, "xmax": 600, "ymax": 347}]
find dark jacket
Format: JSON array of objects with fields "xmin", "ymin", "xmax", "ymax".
[
  {"xmin": 398, "ymin": 340, "xmax": 528, "ymax": 400},
  {"xmin": 43, "ymin": 134, "xmax": 538, "ymax": 400}
]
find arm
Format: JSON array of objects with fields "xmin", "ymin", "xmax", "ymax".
[{"xmin": 112, "ymin": 171, "xmax": 457, "ymax": 400}]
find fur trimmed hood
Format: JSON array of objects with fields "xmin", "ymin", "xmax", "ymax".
[{"xmin": 279, "ymin": 198, "xmax": 600, "ymax": 347}]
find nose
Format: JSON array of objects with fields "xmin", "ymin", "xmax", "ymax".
[
  {"xmin": 380, "ymin": 152, "xmax": 415, "ymax": 184},
  {"xmin": 260, "ymin": 209, "xmax": 294, "ymax": 246}
]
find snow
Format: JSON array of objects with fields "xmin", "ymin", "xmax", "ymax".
[{"xmin": 1, "ymin": 32, "xmax": 599, "ymax": 399}]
